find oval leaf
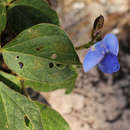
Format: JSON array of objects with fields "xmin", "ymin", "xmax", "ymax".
[
  {"xmin": 0, "ymin": 82, "xmax": 43, "ymax": 130},
  {"xmin": 24, "ymin": 70, "xmax": 77, "ymax": 93},
  {"xmin": 2, "ymin": 23, "xmax": 79, "ymax": 92},
  {"xmin": 3, "ymin": 23, "xmax": 80, "ymax": 65},
  {"xmin": 35, "ymin": 102, "xmax": 70, "ymax": 130},
  {"xmin": 7, "ymin": 0, "xmax": 59, "ymax": 34}
]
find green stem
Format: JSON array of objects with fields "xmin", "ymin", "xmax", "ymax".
[
  {"xmin": 75, "ymin": 34, "xmax": 102, "ymax": 50},
  {"xmin": 75, "ymin": 41, "xmax": 94, "ymax": 50},
  {"xmin": 20, "ymin": 80, "xmax": 29, "ymax": 98}
]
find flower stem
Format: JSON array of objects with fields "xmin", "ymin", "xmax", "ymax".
[
  {"xmin": 75, "ymin": 34, "xmax": 102, "ymax": 50},
  {"xmin": 75, "ymin": 41, "xmax": 94, "ymax": 50}
]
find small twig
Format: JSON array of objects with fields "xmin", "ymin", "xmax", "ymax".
[{"xmin": 20, "ymin": 80, "xmax": 29, "ymax": 98}]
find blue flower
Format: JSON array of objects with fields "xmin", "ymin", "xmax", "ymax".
[{"xmin": 83, "ymin": 34, "xmax": 120, "ymax": 74}]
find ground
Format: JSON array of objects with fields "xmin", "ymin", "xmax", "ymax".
[{"xmin": 40, "ymin": 0, "xmax": 130, "ymax": 130}]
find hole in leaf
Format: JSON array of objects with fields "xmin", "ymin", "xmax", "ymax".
[
  {"xmin": 51, "ymin": 53, "xmax": 57, "ymax": 59},
  {"xmin": 56, "ymin": 64, "xmax": 62, "ymax": 67},
  {"xmin": 18, "ymin": 62, "xmax": 24, "ymax": 69},
  {"xmin": 49, "ymin": 63, "xmax": 54, "ymax": 68},
  {"xmin": 56, "ymin": 64, "xmax": 64, "ymax": 69},
  {"xmin": 36, "ymin": 48, "xmax": 40, "ymax": 51},
  {"xmin": 16, "ymin": 56, "xmax": 19, "ymax": 59},
  {"xmin": 24, "ymin": 115, "xmax": 30, "ymax": 127}
]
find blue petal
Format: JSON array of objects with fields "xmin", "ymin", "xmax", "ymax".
[
  {"xmin": 103, "ymin": 34, "xmax": 119, "ymax": 56},
  {"xmin": 98, "ymin": 53, "xmax": 120, "ymax": 74},
  {"xmin": 83, "ymin": 42, "xmax": 105, "ymax": 72}
]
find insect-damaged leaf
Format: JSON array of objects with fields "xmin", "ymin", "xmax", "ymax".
[
  {"xmin": 0, "ymin": 82, "xmax": 43, "ymax": 130},
  {"xmin": 7, "ymin": 0, "xmax": 59, "ymax": 34},
  {"xmin": 2, "ymin": 23, "xmax": 79, "ymax": 92},
  {"xmin": 35, "ymin": 102, "xmax": 70, "ymax": 130}
]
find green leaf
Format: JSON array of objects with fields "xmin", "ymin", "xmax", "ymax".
[
  {"xmin": 35, "ymin": 102, "xmax": 70, "ymax": 130},
  {"xmin": 3, "ymin": 23, "xmax": 80, "ymax": 65},
  {"xmin": 2, "ymin": 23, "xmax": 79, "ymax": 92},
  {"xmin": 7, "ymin": 0, "xmax": 59, "ymax": 34},
  {"xmin": 0, "ymin": 71, "xmax": 21, "ymax": 92},
  {"xmin": 0, "ymin": 3, "xmax": 6, "ymax": 34},
  {"xmin": 0, "ymin": 82, "xmax": 43, "ymax": 130},
  {"xmin": 24, "ymin": 70, "xmax": 77, "ymax": 93}
]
